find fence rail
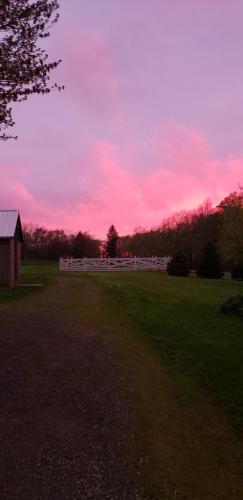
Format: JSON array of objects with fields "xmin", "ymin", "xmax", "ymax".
[{"xmin": 59, "ymin": 256, "xmax": 171, "ymax": 272}]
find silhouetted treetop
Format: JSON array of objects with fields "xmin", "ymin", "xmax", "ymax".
[
  {"xmin": 105, "ymin": 225, "xmax": 119, "ymax": 258},
  {"xmin": 22, "ymin": 225, "xmax": 100, "ymax": 260}
]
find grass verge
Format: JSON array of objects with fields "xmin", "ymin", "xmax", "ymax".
[{"xmin": 89, "ymin": 271, "xmax": 243, "ymax": 431}]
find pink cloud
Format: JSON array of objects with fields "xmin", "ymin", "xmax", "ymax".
[
  {"xmin": 154, "ymin": 122, "xmax": 209, "ymax": 172},
  {"xmin": 1, "ymin": 123, "xmax": 242, "ymax": 238},
  {"xmin": 61, "ymin": 32, "xmax": 124, "ymax": 120}
]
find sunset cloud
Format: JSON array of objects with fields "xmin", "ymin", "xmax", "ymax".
[
  {"xmin": 61, "ymin": 32, "xmax": 124, "ymax": 120},
  {"xmin": 1, "ymin": 2, "xmax": 243, "ymax": 238},
  {"xmin": 1, "ymin": 123, "xmax": 242, "ymax": 238}
]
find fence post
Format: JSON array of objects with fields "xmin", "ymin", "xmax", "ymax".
[
  {"xmin": 84, "ymin": 257, "xmax": 86, "ymax": 271},
  {"xmin": 134, "ymin": 256, "xmax": 137, "ymax": 271}
]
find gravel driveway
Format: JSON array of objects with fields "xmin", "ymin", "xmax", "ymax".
[
  {"xmin": 1, "ymin": 275, "xmax": 243, "ymax": 500},
  {"xmin": 0, "ymin": 278, "xmax": 149, "ymax": 500}
]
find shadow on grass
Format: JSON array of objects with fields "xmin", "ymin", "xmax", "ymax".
[{"xmin": 0, "ymin": 285, "xmax": 42, "ymax": 303}]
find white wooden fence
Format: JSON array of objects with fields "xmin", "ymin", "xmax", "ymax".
[{"xmin": 59, "ymin": 256, "xmax": 171, "ymax": 272}]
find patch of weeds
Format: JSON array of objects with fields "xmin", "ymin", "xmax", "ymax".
[{"xmin": 220, "ymin": 294, "xmax": 243, "ymax": 317}]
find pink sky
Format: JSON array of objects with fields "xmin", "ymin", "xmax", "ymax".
[{"xmin": 1, "ymin": 0, "xmax": 243, "ymax": 238}]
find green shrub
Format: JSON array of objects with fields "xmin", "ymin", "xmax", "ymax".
[
  {"xmin": 167, "ymin": 250, "xmax": 190, "ymax": 277},
  {"xmin": 220, "ymin": 294, "xmax": 243, "ymax": 316},
  {"xmin": 231, "ymin": 262, "xmax": 243, "ymax": 281},
  {"xmin": 197, "ymin": 242, "xmax": 222, "ymax": 279}
]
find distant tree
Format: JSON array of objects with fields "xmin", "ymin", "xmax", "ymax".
[
  {"xmin": 104, "ymin": 225, "xmax": 119, "ymax": 258},
  {"xmin": 22, "ymin": 225, "xmax": 100, "ymax": 260},
  {"xmin": 217, "ymin": 189, "xmax": 243, "ymax": 210},
  {"xmin": 0, "ymin": 0, "xmax": 63, "ymax": 140},
  {"xmin": 191, "ymin": 211, "xmax": 220, "ymax": 269},
  {"xmin": 167, "ymin": 250, "xmax": 190, "ymax": 277},
  {"xmin": 72, "ymin": 232, "xmax": 88, "ymax": 258},
  {"xmin": 47, "ymin": 229, "xmax": 70, "ymax": 259},
  {"xmin": 197, "ymin": 242, "xmax": 222, "ymax": 279},
  {"xmin": 121, "ymin": 202, "xmax": 218, "ymax": 267},
  {"xmin": 218, "ymin": 188, "xmax": 243, "ymax": 266},
  {"xmin": 72, "ymin": 231, "xmax": 100, "ymax": 258},
  {"xmin": 231, "ymin": 262, "xmax": 243, "ymax": 281},
  {"xmin": 22, "ymin": 225, "xmax": 48, "ymax": 259}
]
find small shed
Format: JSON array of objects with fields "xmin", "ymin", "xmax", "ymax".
[{"xmin": 0, "ymin": 210, "xmax": 23, "ymax": 287}]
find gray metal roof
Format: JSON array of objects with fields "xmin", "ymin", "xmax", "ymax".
[{"xmin": 0, "ymin": 210, "xmax": 21, "ymax": 238}]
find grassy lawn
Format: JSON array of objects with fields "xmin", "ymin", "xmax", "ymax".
[
  {"xmin": 1, "ymin": 262, "xmax": 243, "ymax": 497},
  {"xmin": 0, "ymin": 261, "xmax": 59, "ymax": 302},
  {"xmin": 89, "ymin": 271, "xmax": 243, "ymax": 431},
  {"xmin": 21, "ymin": 260, "xmax": 60, "ymax": 282},
  {"xmin": 1, "ymin": 261, "xmax": 243, "ymax": 432}
]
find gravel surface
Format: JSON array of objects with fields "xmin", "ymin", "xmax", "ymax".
[
  {"xmin": 0, "ymin": 278, "xmax": 149, "ymax": 500},
  {"xmin": 1, "ymin": 276, "xmax": 243, "ymax": 500}
]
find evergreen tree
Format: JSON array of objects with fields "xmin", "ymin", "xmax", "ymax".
[
  {"xmin": 231, "ymin": 262, "xmax": 243, "ymax": 281},
  {"xmin": 167, "ymin": 250, "xmax": 190, "ymax": 277},
  {"xmin": 105, "ymin": 225, "xmax": 119, "ymax": 258},
  {"xmin": 197, "ymin": 242, "xmax": 222, "ymax": 278}
]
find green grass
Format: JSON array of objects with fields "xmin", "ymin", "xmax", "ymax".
[
  {"xmin": 0, "ymin": 285, "xmax": 39, "ymax": 302},
  {"xmin": 89, "ymin": 271, "xmax": 243, "ymax": 430},
  {"xmin": 0, "ymin": 260, "xmax": 59, "ymax": 302},
  {"xmin": 21, "ymin": 260, "xmax": 59, "ymax": 283},
  {"xmin": 1, "ymin": 261, "xmax": 243, "ymax": 431}
]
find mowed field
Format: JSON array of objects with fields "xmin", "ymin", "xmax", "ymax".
[
  {"xmin": 92, "ymin": 270, "xmax": 243, "ymax": 430},
  {"xmin": 0, "ymin": 261, "xmax": 243, "ymax": 499}
]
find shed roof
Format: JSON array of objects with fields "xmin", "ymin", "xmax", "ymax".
[{"xmin": 0, "ymin": 210, "xmax": 23, "ymax": 240}]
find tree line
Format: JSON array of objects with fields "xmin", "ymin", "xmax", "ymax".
[
  {"xmin": 22, "ymin": 224, "xmax": 121, "ymax": 261},
  {"xmin": 119, "ymin": 189, "xmax": 243, "ymax": 271},
  {"xmin": 22, "ymin": 188, "xmax": 243, "ymax": 273},
  {"xmin": 22, "ymin": 226, "xmax": 100, "ymax": 260}
]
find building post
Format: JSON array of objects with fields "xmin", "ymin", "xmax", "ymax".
[{"xmin": 9, "ymin": 239, "xmax": 15, "ymax": 288}]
